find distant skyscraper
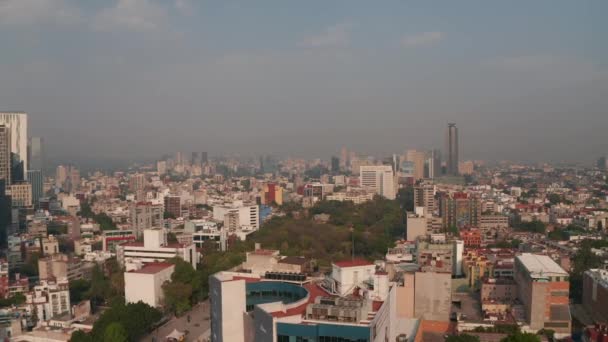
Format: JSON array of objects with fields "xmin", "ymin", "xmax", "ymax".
[
  {"xmin": 175, "ymin": 152, "xmax": 184, "ymax": 166},
  {"xmin": 597, "ymin": 156, "xmax": 607, "ymax": 170},
  {"xmin": 191, "ymin": 152, "xmax": 200, "ymax": 166},
  {"xmin": 0, "ymin": 112, "xmax": 28, "ymax": 179},
  {"xmin": 29, "ymin": 137, "xmax": 45, "ymax": 174},
  {"xmin": 445, "ymin": 123, "xmax": 459, "ymax": 176},
  {"xmin": 426, "ymin": 149, "xmax": 441, "ymax": 179},
  {"xmin": 340, "ymin": 147, "xmax": 348, "ymax": 169},
  {"xmin": 406, "ymin": 150, "xmax": 426, "ymax": 180},
  {"xmin": 201, "ymin": 152, "xmax": 208, "ymax": 164},
  {"xmin": 55, "ymin": 165, "xmax": 68, "ymax": 188},
  {"xmin": 0, "ymin": 125, "xmax": 11, "ymax": 185},
  {"xmin": 331, "ymin": 156, "xmax": 340, "ymax": 173},
  {"xmin": 27, "ymin": 170, "xmax": 43, "ymax": 207}
]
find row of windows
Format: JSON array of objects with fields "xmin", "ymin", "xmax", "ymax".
[{"xmin": 278, "ymin": 336, "xmax": 368, "ymax": 342}]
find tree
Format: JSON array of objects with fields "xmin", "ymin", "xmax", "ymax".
[
  {"xmin": 69, "ymin": 330, "xmax": 93, "ymax": 342},
  {"xmin": 103, "ymin": 322, "xmax": 128, "ymax": 342},
  {"xmin": 446, "ymin": 334, "xmax": 480, "ymax": 342},
  {"xmin": 163, "ymin": 281, "xmax": 193, "ymax": 315},
  {"xmin": 547, "ymin": 193, "xmax": 562, "ymax": 205},
  {"xmin": 500, "ymin": 332, "xmax": 541, "ymax": 342},
  {"xmin": 570, "ymin": 241, "xmax": 603, "ymax": 302},
  {"xmin": 69, "ymin": 279, "xmax": 91, "ymax": 303},
  {"xmin": 90, "ymin": 301, "xmax": 162, "ymax": 341},
  {"xmin": 162, "ymin": 258, "xmax": 203, "ymax": 314}
]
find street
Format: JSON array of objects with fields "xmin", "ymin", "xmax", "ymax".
[{"xmin": 141, "ymin": 300, "xmax": 211, "ymax": 342}]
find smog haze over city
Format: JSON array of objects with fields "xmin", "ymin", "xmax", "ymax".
[
  {"xmin": 1, "ymin": 0, "xmax": 607, "ymax": 165},
  {"xmin": 2, "ymin": 2, "xmax": 608, "ymax": 342}
]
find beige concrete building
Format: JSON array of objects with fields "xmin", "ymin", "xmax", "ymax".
[
  {"xmin": 124, "ymin": 262, "xmax": 174, "ymax": 308},
  {"xmin": 38, "ymin": 254, "xmax": 84, "ymax": 281},
  {"xmin": 413, "ymin": 271, "xmax": 451, "ymax": 321}
]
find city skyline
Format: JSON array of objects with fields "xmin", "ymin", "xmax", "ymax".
[{"xmin": 1, "ymin": 1, "xmax": 607, "ymax": 163}]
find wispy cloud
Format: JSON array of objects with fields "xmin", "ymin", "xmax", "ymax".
[
  {"xmin": 92, "ymin": 0, "xmax": 167, "ymax": 32},
  {"xmin": 174, "ymin": 0, "xmax": 192, "ymax": 15},
  {"xmin": 298, "ymin": 23, "xmax": 351, "ymax": 48},
  {"xmin": 0, "ymin": 0, "xmax": 81, "ymax": 26},
  {"xmin": 400, "ymin": 31, "xmax": 444, "ymax": 47},
  {"xmin": 486, "ymin": 55, "xmax": 608, "ymax": 83}
]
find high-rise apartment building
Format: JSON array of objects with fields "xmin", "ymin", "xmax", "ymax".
[
  {"xmin": 0, "ymin": 112, "xmax": 28, "ymax": 180},
  {"xmin": 414, "ymin": 183, "xmax": 436, "ymax": 215},
  {"xmin": 129, "ymin": 202, "xmax": 164, "ymax": 236},
  {"xmin": 129, "ymin": 173, "xmax": 146, "ymax": 192},
  {"xmin": 359, "ymin": 165, "xmax": 396, "ymax": 200},
  {"xmin": 439, "ymin": 192, "xmax": 481, "ymax": 229},
  {"xmin": 164, "ymin": 195, "xmax": 182, "ymax": 218},
  {"xmin": 514, "ymin": 254, "xmax": 571, "ymax": 337},
  {"xmin": 0, "ymin": 125, "xmax": 10, "ymax": 185},
  {"xmin": 445, "ymin": 123, "xmax": 459, "ymax": 176},
  {"xmin": 201, "ymin": 151, "xmax": 208, "ymax": 164}
]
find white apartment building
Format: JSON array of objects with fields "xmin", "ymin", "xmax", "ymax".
[
  {"xmin": 124, "ymin": 262, "xmax": 175, "ymax": 308},
  {"xmin": 359, "ymin": 165, "xmax": 396, "ymax": 200},
  {"xmin": 212, "ymin": 201, "xmax": 259, "ymax": 231},
  {"xmin": 325, "ymin": 188, "xmax": 375, "ymax": 204},
  {"xmin": 117, "ymin": 229, "xmax": 198, "ymax": 270},
  {"xmin": 26, "ymin": 279, "xmax": 70, "ymax": 322}
]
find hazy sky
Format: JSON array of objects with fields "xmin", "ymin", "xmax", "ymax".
[{"xmin": 1, "ymin": 0, "xmax": 607, "ymax": 163}]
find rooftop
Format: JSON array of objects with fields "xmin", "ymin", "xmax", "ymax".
[
  {"xmin": 333, "ymin": 259, "xmax": 374, "ymax": 268},
  {"xmin": 129, "ymin": 262, "xmax": 174, "ymax": 274},
  {"xmin": 516, "ymin": 253, "xmax": 568, "ymax": 278},
  {"xmin": 279, "ymin": 256, "xmax": 309, "ymax": 265}
]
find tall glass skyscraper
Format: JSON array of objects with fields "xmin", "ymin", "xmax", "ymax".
[
  {"xmin": 445, "ymin": 123, "xmax": 459, "ymax": 176},
  {"xmin": 29, "ymin": 137, "xmax": 45, "ymax": 174},
  {"xmin": 27, "ymin": 170, "xmax": 43, "ymax": 208}
]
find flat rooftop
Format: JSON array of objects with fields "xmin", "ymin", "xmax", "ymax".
[
  {"xmin": 129, "ymin": 262, "xmax": 174, "ymax": 274},
  {"xmin": 516, "ymin": 253, "xmax": 567, "ymax": 278},
  {"xmin": 333, "ymin": 259, "xmax": 374, "ymax": 268}
]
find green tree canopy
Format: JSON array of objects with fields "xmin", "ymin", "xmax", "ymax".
[
  {"xmin": 103, "ymin": 322, "xmax": 128, "ymax": 342},
  {"xmin": 500, "ymin": 332, "xmax": 541, "ymax": 342},
  {"xmin": 446, "ymin": 334, "xmax": 480, "ymax": 342}
]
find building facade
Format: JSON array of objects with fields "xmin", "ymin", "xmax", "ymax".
[
  {"xmin": 359, "ymin": 165, "xmax": 396, "ymax": 200},
  {"xmin": 0, "ymin": 112, "xmax": 28, "ymax": 180},
  {"xmin": 124, "ymin": 262, "xmax": 175, "ymax": 308},
  {"xmin": 514, "ymin": 254, "xmax": 571, "ymax": 337},
  {"xmin": 445, "ymin": 123, "xmax": 459, "ymax": 176}
]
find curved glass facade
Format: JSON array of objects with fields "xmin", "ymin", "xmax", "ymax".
[{"xmin": 245, "ymin": 281, "xmax": 309, "ymax": 311}]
